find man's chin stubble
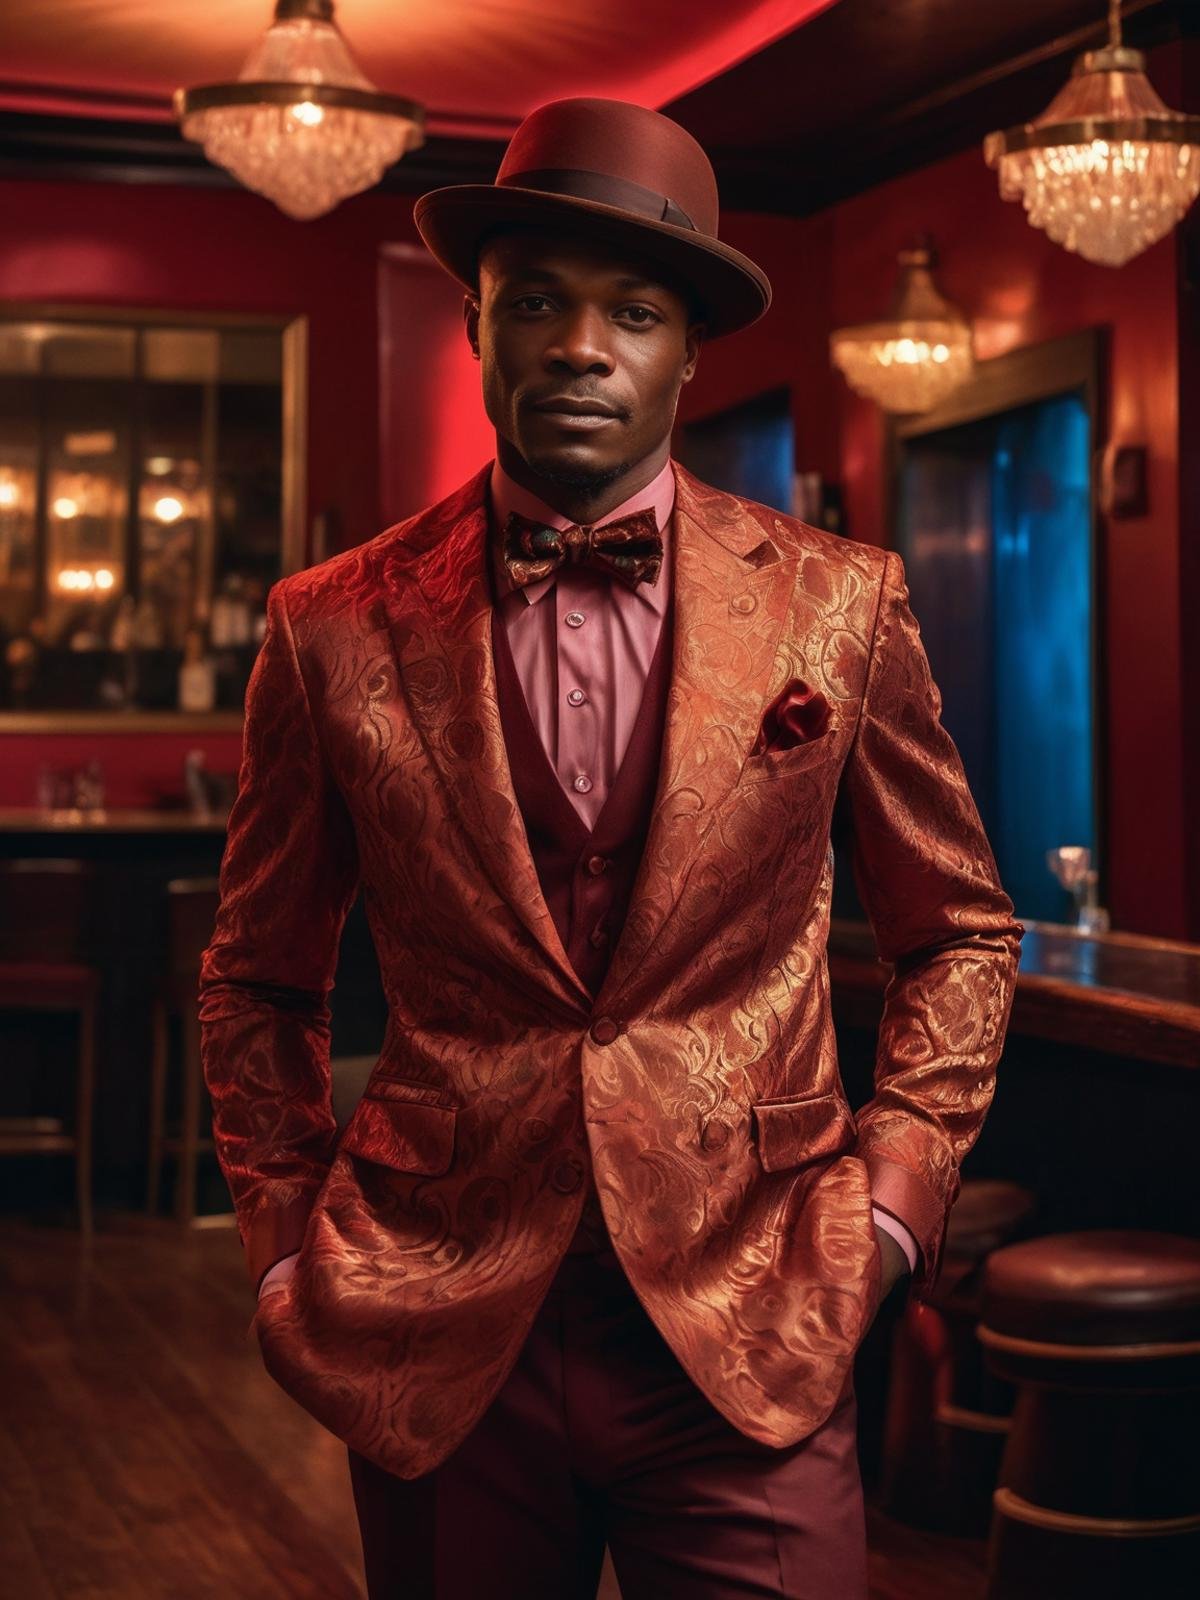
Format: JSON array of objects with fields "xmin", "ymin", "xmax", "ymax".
[{"xmin": 520, "ymin": 451, "xmax": 639, "ymax": 500}]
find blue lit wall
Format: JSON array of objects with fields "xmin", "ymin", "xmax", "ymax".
[
  {"xmin": 899, "ymin": 392, "xmax": 1095, "ymax": 923},
  {"xmin": 678, "ymin": 386, "xmax": 795, "ymax": 513},
  {"xmin": 991, "ymin": 396, "xmax": 1095, "ymax": 919}
]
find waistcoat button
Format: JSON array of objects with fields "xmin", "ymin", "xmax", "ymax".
[
  {"xmin": 590, "ymin": 1016, "xmax": 620, "ymax": 1045},
  {"xmin": 585, "ymin": 854, "xmax": 608, "ymax": 876},
  {"xmin": 551, "ymin": 1158, "xmax": 584, "ymax": 1193}
]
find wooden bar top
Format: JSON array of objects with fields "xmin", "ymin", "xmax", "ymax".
[
  {"xmin": 0, "ymin": 806, "xmax": 230, "ymax": 833},
  {"xmin": 827, "ymin": 918, "xmax": 1200, "ymax": 1070}
]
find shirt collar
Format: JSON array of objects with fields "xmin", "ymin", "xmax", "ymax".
[{"xmin": 488, "ymin": 454, "xmax": 675, "ymax": 611}]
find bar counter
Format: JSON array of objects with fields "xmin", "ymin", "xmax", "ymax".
[
  {"xmin": 828, "ymin": 918, "xmax": 1200, "ymax": 1070},
  {"xmin": 0, "ymin": 806, "xmax": 229, "ymax": 834},
  {"xmin": 828, "ymin": 917, "xmax": 1200, "ymax": 1252}
]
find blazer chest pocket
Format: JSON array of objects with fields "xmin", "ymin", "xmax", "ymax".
[
  {"xmin": 751, "ymin": 1089, "xmax": 857, "ymax": 1173},
  {"xmin": 740, "ymin": 732, "xmax": 842, "ymax": 787},
  {"xmin": 337, "ymin": 1076, "xmax": 457, "ymax": 1175}
]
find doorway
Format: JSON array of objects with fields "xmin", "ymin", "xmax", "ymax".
[{"xmin": 896, "ymin": 380, "xmax": 1097, "ymax": 923}]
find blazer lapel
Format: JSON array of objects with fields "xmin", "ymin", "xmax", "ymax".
[
  {"xmin": 597, "ymin": 463, "xmax": 796, "ymax": 1009},
  {"xmin": 375, "ymin": 459, "xmax": 797, "ymax": 1019},
  {"xmin": 380, "ymin": 466, "xmax": 593, "ymax": 1014}
]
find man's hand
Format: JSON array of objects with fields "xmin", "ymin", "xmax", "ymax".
[{"xmin": 874, "ymin": 1223, "xmax": 910, "ymax": 1312}]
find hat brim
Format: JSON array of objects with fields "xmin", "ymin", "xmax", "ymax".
[{"xmin": 413, "ymin": 183, "xmax": 771, "ymax": 339}]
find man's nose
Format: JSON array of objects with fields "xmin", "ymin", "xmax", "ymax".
[{"xmin": 544, "ymin": 306, "xmax": 614, "ymax": 374}]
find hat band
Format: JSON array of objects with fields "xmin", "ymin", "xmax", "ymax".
[{"xmin": 499, "ymin": 167, "xmax": 697, "ymax": 231}]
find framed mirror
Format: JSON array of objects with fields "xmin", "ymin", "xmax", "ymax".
[{"xmin": 0, "ymin": 304, "xmax": 306, "ymax": 726}]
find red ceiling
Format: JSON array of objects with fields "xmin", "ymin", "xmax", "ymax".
[{"xmin": 0, "ymin": 0, "xmax": 838, "ymax": 133}]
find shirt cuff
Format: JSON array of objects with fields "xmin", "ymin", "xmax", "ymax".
[
  {"xmin": 872, "ymin": 1205, "xmax": 919, "ymax": 1274},
  {"xmin": 257, "ymin": 1250, "xmax": 301, "ymax": 1298}
]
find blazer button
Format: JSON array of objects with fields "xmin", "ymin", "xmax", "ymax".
[
  {"xmin": 700, "ymin": 1117, "xmax": 730, "ymax": 1152},
  {"xmin": 551, "ymin": 1157, "xmax": 584, "ymax": 1193},
  {"xmin": 590, "ymin": 1016, "xmax": 621, "ymax": 1045}
]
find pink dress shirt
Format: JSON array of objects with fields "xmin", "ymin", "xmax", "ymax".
[{"xmin": 258, "ymin": 456, "xmax": 916, "ymax": 1298}]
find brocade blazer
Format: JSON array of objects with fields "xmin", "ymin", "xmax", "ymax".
[{"xmin": 198, "ymin": 459, "xmax": 1022, "ymax": 1480}]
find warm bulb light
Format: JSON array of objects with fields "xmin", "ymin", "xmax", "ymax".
[
  {"xmin": 0, "ymin": 480, "xmax": 18, "ymax": 508},
  {"xmin": 56, "ymin": 566, "xmax": 116, "ymax": 592},
  {"xmin": 52, "ymin": 496, "xmax": 80, "ymax": 519},
  {"xmin": 290, "ymin": 100, "xmax": 324, "ymax": 126},
  {"xmin": 154, "ymin": 495, "xmax": 186, "ymax": 522}
]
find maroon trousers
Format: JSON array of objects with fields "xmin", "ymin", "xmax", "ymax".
[{"xmin": 347, "ymin": 1230, "xmax": 867, "ymax": 1599}]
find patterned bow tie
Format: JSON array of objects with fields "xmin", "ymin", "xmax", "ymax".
[{"xmin": 500, "ymin": 506, "xmax": 663, "ymax": 591}]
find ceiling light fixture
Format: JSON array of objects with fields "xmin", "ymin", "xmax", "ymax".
[
  {"xmin": 829, "ymin": 240, "xmax": 974, "ymax": 415},
  {"xmin": 174, "ymin": 0, "xmax": 426, "ymax": 221},
  {"xmin": 983, "ymin": 0, "xmax": 1200, "ymax": 267}
]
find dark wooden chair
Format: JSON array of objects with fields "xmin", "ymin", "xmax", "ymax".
[
  {"xmin": 980, "ymin": 1229, "xmax": 1200, "ymax": 1599},
  {"xmin": 0, "ymin": 858, "xmax": 100, "ymax": 1235},
  {"xmin": 881, "ymin": 1178, "xmax": 1037, "ymax": 1534},
  {"xmin": 145, "ymin": 877, "xmax": 221, "ymax": 1224}
]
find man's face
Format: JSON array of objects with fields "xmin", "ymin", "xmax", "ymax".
[{"xmin": 466, "ymin": 224, "xmax": 705, "ymax": 496}]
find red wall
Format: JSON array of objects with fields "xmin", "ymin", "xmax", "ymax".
[{"xmin": 1, "ymin": 53, "xmax": 1192, "ymax": 934}]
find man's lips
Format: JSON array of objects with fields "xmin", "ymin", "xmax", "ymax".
[{"xmin": 530, "ymin": 396, "xmax": 622, "ymax": 418}]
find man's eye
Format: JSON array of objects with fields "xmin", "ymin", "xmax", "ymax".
[
  {"xmin": 515, "ymin": 294, "xmax": 553, "ymax": 312},
  {"xmin": 620, "ymin": 306, "xmax": 661, "ymax": 326}
]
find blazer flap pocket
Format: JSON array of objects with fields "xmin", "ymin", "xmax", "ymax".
[
  {"xmin": 751, "ymin": 1090, "xmax": 857, "ymax": 1173},
  {"xmin": 338, "ymin": 1081, "xmax": 456, "ymax": 1175}
]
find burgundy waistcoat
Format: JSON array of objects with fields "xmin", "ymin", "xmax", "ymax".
[{"xmin": 489, "ymin": 583, "xmax": 674, "ymax": 998}]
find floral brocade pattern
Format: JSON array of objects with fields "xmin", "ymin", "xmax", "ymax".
[{"xmin": 198, "ymin": 459, "xmax": 1022, "ymax": 1480}]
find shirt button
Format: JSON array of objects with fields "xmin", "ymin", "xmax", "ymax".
[
  {"xmin": 590, "ymin": 1016, "xmax": 621, "ymax": 1045},
  {"xmin": 573, "ymin": 774, "xmax": 592, "ymax": 793},
  {"xmin": 567, "ymin": 688, "xmax": 587, "ymax": 706},
  {"xmin": 565, "ymin": 611, "xmax": 586, "ymax": 628},
  {"xmin": 585, "ymin": 854, "xmax": 608, "ymax": 876}
]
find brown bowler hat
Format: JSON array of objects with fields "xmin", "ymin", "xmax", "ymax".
[{"xmin": 413, "ymin": 97, "xmax": 771, "ymax": 339}]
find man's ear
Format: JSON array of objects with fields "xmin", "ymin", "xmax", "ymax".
[
  {"xmin": 464, "ymin": 294, "xmax": 481, "ymax": 361},
  {"xmin": 681, "ymin": 321, "xmax": 706, "ymax": 383}
]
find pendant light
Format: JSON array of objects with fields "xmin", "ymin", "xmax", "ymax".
[
  {"xmin": 829, "ymin": 240, "xmax": 974, "ymax": 415},
  {"xmin": 983, "ymin": 0, "xmax": 1200, "ymax": 267},
  {"xmin": 175, "ymin": 0, "xmax": 425, "ymax": 221}
]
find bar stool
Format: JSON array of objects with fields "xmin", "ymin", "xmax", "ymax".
[
  {"xmin": 145, "ymin": 877, "xmax": 220, "ymax": 1224},
  {"xmin": 881, "ymin": 1178, "xmax": 1036, "ymax": 1533},
  {"xmin": 980, "ymin": 1230, "xmax": 1200, "ymax": 1599},
  {"xmin": 0, "ymin": 858, "xmax": 99, "ymax": 1235}
]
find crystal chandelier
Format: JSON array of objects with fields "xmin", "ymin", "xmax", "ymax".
[
  {"xmin": 174, "ymin": 0, "xmax": 425, "ymax": 221},
  {"xmin": 983, "ymin": 0, "xmax": 1200, "ymax": 267},
  {"xmin": 829, "ymin": 242, "xmax": 974, "ymax": 415}
]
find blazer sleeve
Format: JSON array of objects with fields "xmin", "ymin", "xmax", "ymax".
[
  {"xmin": 840, "ymin": 549, "xmax": 1023, "ymax": 1289},
  {"xmin": 198, "ymin": 579, "xmax": 361, "ymax": 1291}
]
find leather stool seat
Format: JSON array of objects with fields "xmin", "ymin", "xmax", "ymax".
[
  {"xmin": 981, "ymin": 1229, "xmax": 1200, "ymax": 1347},
  {"xmin": 941, "ymin": 1179, "xmax": 1038, "ymax": 1270},
  {"xmin": 980, "ymin": 1230, "xmax": 1200, "ymax": 1600}
]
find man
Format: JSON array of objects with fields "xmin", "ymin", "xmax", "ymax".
[{"xmin": 200, "ymin": 97, "xmax": 1022, "ymax": 1598}]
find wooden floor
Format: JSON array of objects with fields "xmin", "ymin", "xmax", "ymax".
[{"xmin": 0, "ymin": 1213, "xmax": 988, "ymax": 1599}]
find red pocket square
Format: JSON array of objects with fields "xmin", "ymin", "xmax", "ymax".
[{"xmin": 752, "ymin": 679, "xmax": 832, "ymax": 756}]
